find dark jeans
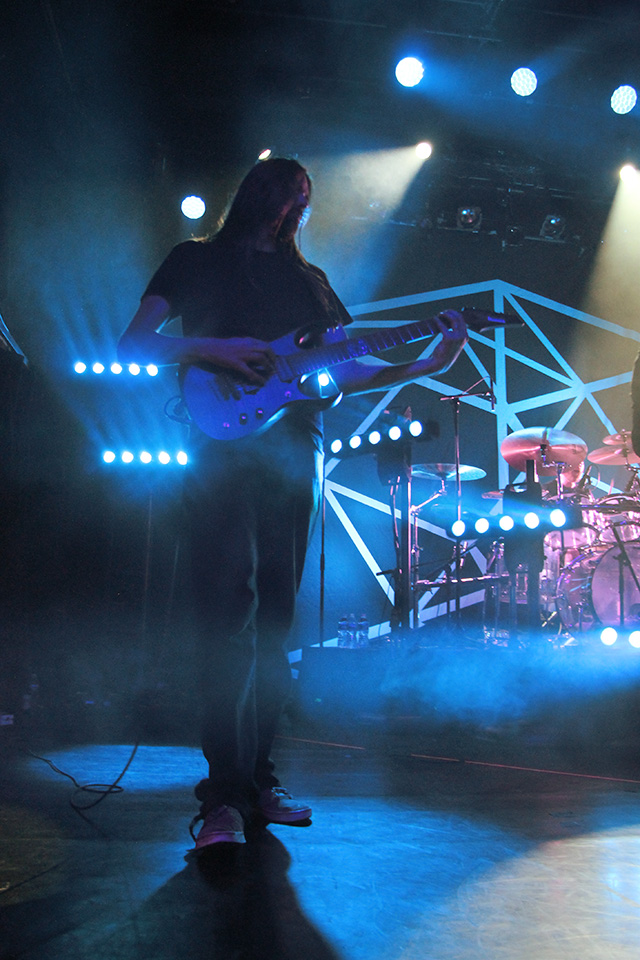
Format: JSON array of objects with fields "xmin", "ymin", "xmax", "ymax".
[{"xmin": 183, "ymin": 418, "xmax": 322, "ymax": 817}]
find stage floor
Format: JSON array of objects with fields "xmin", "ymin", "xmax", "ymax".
[{"xmin": 2, "ymin": 692, "xmax": 640, "ymax": 960}]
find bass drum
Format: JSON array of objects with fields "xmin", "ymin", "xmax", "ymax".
[{"xmin": 557, "ymin": 543, "xmax": 640, "ymax": 633}]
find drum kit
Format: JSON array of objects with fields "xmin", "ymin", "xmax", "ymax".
[{"xmin": 411, "ymin": 425, "xmax": 640, "ymax": 636}]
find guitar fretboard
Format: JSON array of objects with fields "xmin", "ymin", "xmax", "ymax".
[{"xmin": 278, "ymin": 317, "xmax": 438, "ymax": 380}]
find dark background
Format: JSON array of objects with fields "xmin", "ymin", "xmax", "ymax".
[{"xmin": 1, "ymin": 0, "xmax": 639, "ymax": 732}]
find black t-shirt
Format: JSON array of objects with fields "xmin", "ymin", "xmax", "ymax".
[
  {"xmin": 143, "ymin": 237, "xmax": 351, "ymax": 446},
  {"xmin": 143, "ymin": 238, "xmax": 351, "ymax": 341}
]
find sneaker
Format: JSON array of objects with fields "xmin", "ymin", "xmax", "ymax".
[
  {"xmin": 194, "ymin": 805, "xmax": 246, "ymax": 851},
  {"xmin": 257, "ymin": 787, "xmax": 312, "ymax": 824}
]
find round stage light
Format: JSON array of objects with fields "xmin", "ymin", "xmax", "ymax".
[
  {"xmin": 177, "ymin": 451, "xmax": 189, "ymax": 465},
  {"xmin": 122, "ymin": 451, "xmax": 134, "ymax": 463},
  {"xmin": 620, "ymin": 163, "xmax": 639, "ymax": 183},
  {"xmin": 146, "ymin": 364, "xmax": 159, "ymax": 377},
  {"xmin": 611, "ymin": 85, "xmax": 637, "ymax": 115},
  {"xmin": 524, "ymin": 511, "xmax": 540, "ymax": 530},
  {"xmin": 388, "ymin": 426, "xmax": 402, "ymax": 441},
  {"xmin": 92, "ymin": 362, "xmax": 105, "ymax": 374},
  {"xmin": 110, "ymin": 362, "xmax": 123, "ymax": 374},
  {"xmin": 451, "ymin": 519, "xmax": 466, "ymax": 538},
  {"xmin": 349, "ymin": 435, "xmax": 362, "ymax": 449},
  {"xmin": 629, "ymin": 631, "xmax": 640, "ymax": 649},
  {"xmin": 600, "ymin": 627, "xmax": 618, "ymax": 646},
  {"xmin": 511, "ymin": 67, "xmax": 537, "ymax": 97},
  {"xmin": 409, "ymin": 420, "xmax": 423, "ymax": 437},
  {"xmin": 499, "ymin": 515, "xmax": 515, "ymax": 532},
  {"xmin": 475, "ymin": 518, "xmax": 490, "ymax": 535},
  {"xmin": 416, "ymin": 142, "xmax": 433, "ymax": 160},
  {"xmin": 74, "ymin": 362, "xmax": 87, "ymax": 374},
  {"xmin": 181, "ymin": 195, "xmax": 206, "ymax": 220},
  {"xmin": 395, "ymin": 57, "xmax": 424, "ymax": 88},
  {"xmin": 549, "ymin": 508, "xmax": 567, "ymax": 528},
  {"xmin": 128, "ymin": 364, "xmax": 141, "ymax": 376},
  {"xmin": 330, "ymin": 439, "xmax": 343, "ymax": 454},
  {"xmin": 158, "ymin": 451, "xmax": 171, "ymax": 464},
  {"xmin": 102, "ymin": 450, "xmax": 116, "ymax": 463},
  {"xmin": 368, "ymin": 430, "xmax": 381, "ymax": 445}
]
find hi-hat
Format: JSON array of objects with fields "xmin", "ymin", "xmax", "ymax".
[
  {"xmin": 501, "ymin": 427, "xmax": 587, "ymax": 474},
  {"xmin": 588, "ymin": 445, "xmax": 640, "ymax": 466},
  {"xmin": 412, "ymin": 463, "xmax": 487, "ymax": 482},
  {"xmin": 602, "ymin": 429, "xmax": 632, "ymax": 446}
]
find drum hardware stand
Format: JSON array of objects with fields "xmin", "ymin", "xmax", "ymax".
[
  {"xmin": 610, "ymin": 525, "xmax": 640, "ymax": 626},
  {"xmin": 503, "ymin": 459, "xmax": 545, "ymax": 639},
  {"xmin": 438, "ymin": 379, "xmax": 494, "ymax": 626}
]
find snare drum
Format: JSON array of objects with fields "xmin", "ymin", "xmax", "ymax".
[{"xmin": 556, "ymin": 542, "xmax": 640, "ymax": 632}]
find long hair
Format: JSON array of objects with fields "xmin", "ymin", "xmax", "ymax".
[{"xmin": 214, "ymin": 157, "xmax": 333, "ymax": 313}]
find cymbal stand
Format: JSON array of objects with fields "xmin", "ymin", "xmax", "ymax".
[
  {"xmin": 440, "ymin": 379, "xmax": 494, "ymax": 625},
  {"xmin": 611, "ymin": 524, "xmax": 640, "ymax": 626}
]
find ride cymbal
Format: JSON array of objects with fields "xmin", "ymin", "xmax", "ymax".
[
  {"xmin": 588, "ymin": 445, "xmax": 640, "ymax": 466},
  {"xmin": 500, "ymin": 427, "xmax": 587, "ymax": 473},
  {"xmin": 411, "ymin": 463, "xmax": 487, "ymax": 482}
]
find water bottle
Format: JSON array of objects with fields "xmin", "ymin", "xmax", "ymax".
[
  {"xmin": 337, "ymin": 615, "xmax": 350, "ymax": 648},
  {"xmin": 346, "ymin": 613, "xmax": 357, "ymax": 649},
  {"xmin": 355, "ymin": 614, "xmax": 369, "ymax": 649}
]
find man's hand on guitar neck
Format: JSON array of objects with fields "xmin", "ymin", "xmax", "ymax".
[{"xmin": 333, "ymin": 309, "xmax": 468, "ymax": 397}]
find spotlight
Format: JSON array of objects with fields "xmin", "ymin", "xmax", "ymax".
[
  {"xmin": 457, "ymin": 206, "xmax": 482, "ymax": 230},
  {"xmin": 330, "ymin": 439, "xmax": 343, "ymax": 454},
  {"xmin": 524, "ymin": 511, "xmax": 541, "ymax": 530},
  {"xmin": 368, "ymin": 430, "xmax": 381, "ymax": 445},
  {"xmin": 158, "ymin": 451, "xmax": 171, "ymax": 464},
  {"xmin": 499, "ymin": 515, "xmax": 515, "ymax": 532},
  {"xmin": 181, "ymin": 195, "xmax": 206, "ymax": 220},
  {"xmin": 629, "ymin": 631, "xmax": 640, "ymax": 649},
  {"xmin": 451, "ymin": 519, "xmax": 466, "ymax": 538},
  {"xmin": 349, "ymin": 435, "xmax": 362, "ymax": 449},
  {"xmin": 388, "ymin": 426, "xmax": 402, "ymax": 441},
  {"xmin": 110, "ymin": 362, "xmax": 123, "ymax": 374},
  {"xmin": 92, "ymin": 362, "xmax": 105, "ymax": 374},
  {"xmin": 416, "ymin": 142, "xmax": 433, "ymax": 160},
  {"xmin": 511, "ymin": 67, "xmax": 537, "ymax": 97},
  {"xmin": 129, "ymin": 364, "xmax": 141, "ymax": 376},
  {"xmin": 620, "ymin": 163, "xmax": 639, "ymax": 183},
  {"xmin": 600, "ymin": 627, "xmax": 618, "ymax": 646},
  {"xmin": 549, "ymin": 508, "xmax": 567, "ymax": 528},
  {"xmin": 258, "ymin": 148, "xmax": 273, "ymax": 161},
  {"xmin": 475, "ymin": 518, "xmax": 490, "ymax": 535},
  {"xmin": 177, "ymin": 451, "xmax": 189, "ymax": 465},
  {"xmin": 140, "ymin": 451, "xmax": 152, "ymax": 463},
  {"xmin": 540, "ymin": 215, "xmax": 566, "ymax": 240},
  {"xmin": 122, "ymin": 451, "xmax": 134, "ymax": 463},
  {"xmin": 395, "ymin": 57, "xmax": 424, "ymax": 88},
  {"xmin": 408, "ymin": 420, "xmax": 423, "ymax": 437},
  {"xmin": 611, "ymin": 85, "xmax": 637, "ymax": 115},
  {"xmin": 146, "ymin": 364, "xmax": 159, "ymax": 377},
  {"xmin": 74, "ymin": 362, "xmax": 87, "ymax": 374},
  {"xmin": 103, "ymin": 450, "xmax": 116, "ymax": 463}
]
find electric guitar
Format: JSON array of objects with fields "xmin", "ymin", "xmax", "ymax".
[{"xmin": 180, "ymin": 307, "xmax": 521, "ymax": 441}]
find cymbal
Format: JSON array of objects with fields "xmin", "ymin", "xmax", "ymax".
[
  {"xmin": 500, "ymin": 427, "xmax": 587, "ymax": 473},
  {"xmin": 588, "ymin": 445, "xmax": 640, "ymax": 466},
  {"xmin": 603, "ymin": 429, "xmax": 632, "ymax": 445},
  {"xmin": 412, "ymin": 463, "xmax": 487, "ymax": 482}
]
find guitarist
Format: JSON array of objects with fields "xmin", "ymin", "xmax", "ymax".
[{"xmin": 118, "ymin": 157, "xmax": 468, "ymax": 853}]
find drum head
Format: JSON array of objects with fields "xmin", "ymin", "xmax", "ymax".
[{"xmin": 591, "ymin": 542, "xmax": 640, "ymax": 627}]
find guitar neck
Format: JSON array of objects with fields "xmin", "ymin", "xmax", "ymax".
[{"xmin": 282, "ymin": 316, "xmax": 439, "ymax": 379}]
